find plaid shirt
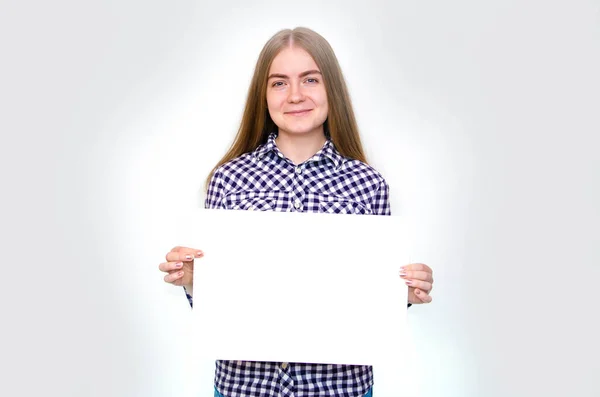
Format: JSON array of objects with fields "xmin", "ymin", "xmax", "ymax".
[{"xmin": 187, "ymin": 132, "xmax": 391, "ymax": 397}]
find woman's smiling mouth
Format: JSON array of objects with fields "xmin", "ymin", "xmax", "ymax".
[{"xmin": 285, "ymin": 109, "xmax": 313, "ymax": 116}]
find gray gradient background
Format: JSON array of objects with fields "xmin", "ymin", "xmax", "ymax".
[{"xmin": 1, "ymin": 0, "xmax": 599, "ymax": 396}]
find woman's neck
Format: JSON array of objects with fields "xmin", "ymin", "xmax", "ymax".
[{"xmin": 275, "ymin": 129, "xmax": 327, "ymax": 165}]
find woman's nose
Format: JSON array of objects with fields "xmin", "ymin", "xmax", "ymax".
[{"xmin": 287, "ymin": 82, "xmax": 305, "ymax": 103}]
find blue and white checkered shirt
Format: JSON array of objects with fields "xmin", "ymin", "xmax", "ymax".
[{"xmin": 187, "ymin": 132, "xmax": 391, "ymax": 397}]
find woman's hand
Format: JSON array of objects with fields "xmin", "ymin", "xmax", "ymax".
[
  {"xmin": 399, "ymin": 263, "xmax": 434, "ymax": 304},
  {"xmin": 158, "ymin": 246, "xmax": 203, "ymax": 292}
]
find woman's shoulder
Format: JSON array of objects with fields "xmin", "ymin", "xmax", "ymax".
[
  {"xmin": 340, "ymin": 157, "xmax": 389, "ymax": 187},
  {"xmin": 213, "ymin": 151, "xmax": 257, "ymax": 177}
]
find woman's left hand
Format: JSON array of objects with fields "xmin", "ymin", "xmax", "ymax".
[{"xmin": 400, "ymin": 263, "xmax": 434, "ymax": 304}]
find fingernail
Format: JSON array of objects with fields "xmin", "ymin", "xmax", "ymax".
[
  {"xmin": 185, "ymin": 255, "xmax": 192, "ymax": 260},
  {"xmin": 178, "ymin": 271, "xmax": 184, "ymax": 277},
  {"xmin": 196, "ymin": 251, "xmax": 203, "ymax": 257},
  {"xmin": 175, "ymin": 262, "xmax": 183, "ymax": 268},
  {"xmin": 405, "ymin": 280, "xmax": 412, "ymax": 286},
  {"xmin": 399, "ymin": 271, "xmax": 407, "ymax": 277},
  {"xmin": 415, "ymin": 289, "xmax": 420, "ymax": 295}
]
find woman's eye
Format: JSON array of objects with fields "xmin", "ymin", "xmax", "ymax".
[
  {"xmin": 306, "ymin": 78, "xmax": 318, "ymax": 83},
  {"xmin": 272, "ymin": 81, "xmax": 284, "ymax": 87}
]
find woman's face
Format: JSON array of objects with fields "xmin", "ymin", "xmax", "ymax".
[{"xmin": 266, "ymin": 46, "xmax": 328, "ymax": 138}]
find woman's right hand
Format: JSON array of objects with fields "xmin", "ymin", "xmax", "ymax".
[{"xmin": 159, "ymin": 246, "xmax": 203, "ymax": 292}]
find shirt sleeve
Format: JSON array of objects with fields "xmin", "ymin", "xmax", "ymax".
[
  {"xmin": 372, "ymin": 179, "xmax": 391, "ymax": 216},
  {"xmin": 205, "ymin": 169, "xmax": 227, "ymax": 209}
]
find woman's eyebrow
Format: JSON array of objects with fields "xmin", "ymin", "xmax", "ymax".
[{"xmin": 267, "ymin": 70, "xmax": 322, "ymax": 80}]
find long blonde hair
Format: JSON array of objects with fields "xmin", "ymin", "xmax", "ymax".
[{"xmin": 205, "ymin": 27, "xmax": 367, "ymax": 189}]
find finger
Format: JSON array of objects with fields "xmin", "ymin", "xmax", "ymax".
[
  {"xmin": 171, "ymin": 246, "xmax": 204, "ymax": 255},
  {"xmin": 404, "ymin": 279, "xmax": 432, "ymax": 293},
  {"xmin": 164, "ymin": 270, "xmax": 185, "ymax": 284},
  {"xmin": 158, "ymin": 261, "xmax": 183, "ymax": 273},
  {"xmin": 166, "ymin": 249, "xmax": 203, "ymax": 262},
  {"xmin": 414, "ymin": 288, "xmax": 433, "ymax": 303},
  {"xmin": 402, "ymin": 263, "xmax": 432, "ymax": 273},
  {"xmin": 399, "ymin": 270, "xmax": 433, "ymax": 283}
]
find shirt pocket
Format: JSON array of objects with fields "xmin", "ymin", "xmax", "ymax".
[
  {"xmin": 230, "ymin": 197, "xmax": 274, "ymax": 211},
  {"xmin": 318, "ymin": 199, "xmax": 371, "ymax": 215}
]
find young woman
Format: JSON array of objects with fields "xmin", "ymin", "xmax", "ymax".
[{"xmin": 158, "ymin": 27, "xmax": 434, "ymax": 397}]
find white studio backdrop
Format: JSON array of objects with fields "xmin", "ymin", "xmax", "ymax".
[{"xmin": 0, "ymin": 1, "xmax": 598, "ymax": 396}]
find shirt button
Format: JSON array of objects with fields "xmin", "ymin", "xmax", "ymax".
[
  {"xmin": 294, "ymin": 199, "xmax": 301, "ymax": 209},
  {"xmin": 281, "ymin": 362, "xmax": 288, "ymax": 369},
  {"xmin": 295, "ymin": 166, "xmax": 302, "ymax": 175}
]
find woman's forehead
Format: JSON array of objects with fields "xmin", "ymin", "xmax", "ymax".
[{"xmin": 269, "ymin": 46, "xmax": 319, "ymax": 74}]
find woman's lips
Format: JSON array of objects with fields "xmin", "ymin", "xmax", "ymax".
[{"xmin": 285, "ymin": 109, "xmax": 312, "ymax": 116}]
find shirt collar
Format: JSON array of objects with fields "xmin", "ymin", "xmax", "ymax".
[
  {"xmin": 253, "ymin": 132, "xmax": 279, "ymax": 160},
  {"xmin": 254, "ymin": 132, "xmax": 344, "ymax": 168}
]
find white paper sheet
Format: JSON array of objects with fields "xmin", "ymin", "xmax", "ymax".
[{"xmin": 186, "ymin": 209, "xmax": 410, "ymax": 366}]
